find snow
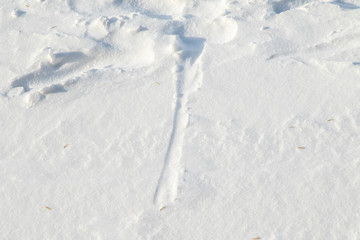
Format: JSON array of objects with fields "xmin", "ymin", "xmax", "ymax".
[{"xmin": 1, "ymin": 0, "xmax": 360, "ymax": 239}]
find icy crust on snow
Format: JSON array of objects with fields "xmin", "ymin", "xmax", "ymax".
[{"xmin": 1, "ymin": 0, "xmax": 360, "ymax": 239}]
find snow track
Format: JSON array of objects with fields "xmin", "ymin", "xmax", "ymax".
[
  {"xmin": 153, "ymin": 0, "xmax": 237, "ymax": 208},
  {"xmin": 5, "ymin": 14, "xmax": 155, "ymax": 107},
  {"xmin": 154, "ymin": 35, "xmax": 205, "ymax": 207}
]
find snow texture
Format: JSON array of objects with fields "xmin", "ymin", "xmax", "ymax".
[{"xmin": 1, "ymin": 0, "xmax": 360, "ymax": 239}]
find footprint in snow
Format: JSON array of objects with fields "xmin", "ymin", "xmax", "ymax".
[
  {"xmin": 9, "ymin": 49, "xmax": 88, "ymax": 91},
  {"xmin": 7, "ymin": 15, "xmax": 155, "ymax": 107},
  {"xmin": 12, "ymin": 9, "xmax": 26, "ymax": 17}
]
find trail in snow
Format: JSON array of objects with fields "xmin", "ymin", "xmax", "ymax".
[
  {"xmin": 153, "ymin": 0, "xmax": 239, "ymax": 208},
  {"xmin": 153, "ymin": 32, "xmax": 205, "ymax": 207}
]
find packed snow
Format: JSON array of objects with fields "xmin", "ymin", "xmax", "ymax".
[{"xmin": 1, "ymin": 0, "xmax": 360, "ymax": 239}]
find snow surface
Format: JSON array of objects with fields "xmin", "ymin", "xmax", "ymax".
[{"xmin": 1, "ymin": 0, "xmax": 360, "ymax": 239}]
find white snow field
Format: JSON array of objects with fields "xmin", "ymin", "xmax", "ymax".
[{"xmin": 1, "ymin": 0, "xmax": 360, "ymax": 239}]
